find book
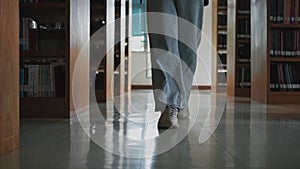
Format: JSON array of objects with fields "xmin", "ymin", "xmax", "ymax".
[
  {"xmin": 237, "ymin": 0, "xmax": 250, "ymax": 15},
  {"xmin": 238, "ymin": 43, "xmax": 250, "ymax": 63},
  {"xmin": 270, "ymin": 0, "xmax": 300, "ymax": 23},
  {"xmin": 270, "ymin": 62, "xmax": 300, "ymax": 91},
  {"xmin": 237, "ymin": 19, "xmax": 250, "ymax": 39},
  {"xmin": 218, "ymin": 34, "xmax": 227, "ymax": 49},
  {"xmin": 270, "ymin": 28, "xmax": 300, "ymax": 58},
  {"xmin": 19, "ymin": 17, "xmax": 37, "ymax": 51},
  {"xmin": 283, "ymin": 0, "xmax": 292, "ymax": 23},
  {"xmin": 237, "ymin": 67, "xmax": 251, "ymax": 88},
  {"xmin": 20, "ymin": 63, "xmax": 65, "ymax": 97}
]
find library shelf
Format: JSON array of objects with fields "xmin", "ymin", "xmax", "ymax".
[
  {"xmin": 227, "ymin": 0, "xmax": 251, "ymax": 97},
  {"xmin": 21, "ymin": 50, "xmax": 66, "ymax": 57},
  {"xmin": 270, "ymin": 58, "xmax": 300, "ymax": 62},
  {"xmin": 20, "ymin": 2, "xmax": 65, "ymax": 8},
  {"xmin": 237, "ymin": 63, "xmax": 250, "ymax": 67},
  {"xmin": 19, "ymin": 0, "xmax": 90, "ymax": 118},
  {"xmin": 237, "ymin": 39, "xmax": 250, "ymax": 43},
  {"xmin": 251, "ymin": 0, "xmax": 300, "ymax": 104},
  {"xmin": 211, "ymin": 0, "xmax": 229, "ymax": 92},
  {"xmin": 237, "ymin": 15, "xmax": 250, "ymax": 19},
  {"xmin": 270, "ymin": 23, "xmax": 300, "ymax": 28}
]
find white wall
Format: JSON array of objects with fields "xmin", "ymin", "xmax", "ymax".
[
  {"xmin": 194, "ymin": 2, "xmax": 212, "ymax": 86},
  {"xmin": 131, "ymin": 51, "xmax": 152, "ymax": 85},
  {"xmin": 131, "ymin": 3, "xmax": 213, "ymax": 86}
]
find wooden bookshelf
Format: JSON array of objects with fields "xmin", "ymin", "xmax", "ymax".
[
  {"xmin": 212, "ymin": 0, "xmax": 228, "ymax": 92},
  {"xmin": 19, "ymin": 0, "xmax": 90, "ymax": 118},
  {"xmin": 227, "ymin": 0, "xmax": 251, "ymax": 97},
  {"xmin": 251, "ymin": 0, "xmax": 300, "ymax": 104}
]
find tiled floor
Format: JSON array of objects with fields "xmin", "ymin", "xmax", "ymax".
[{"xmin": 1, "ymin": 90, "xmax": 300, "ymax": 169}]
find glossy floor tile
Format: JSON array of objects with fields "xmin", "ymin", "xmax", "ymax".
[{"xmin": 1, "ymin": 90, "xmax": 300, "ymax": 169}]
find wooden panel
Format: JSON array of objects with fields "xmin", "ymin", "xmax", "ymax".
[
  {"xmin": 106, "ymin": 0, "xmax": 115, "ymax": 101},
  {"xmin": 0, "ymin": 0, "xmax": 20, "ymax": 155},
  {"xmin": 235, "ymin": 88, "xmax": 251, "ymax": 97},
  {"xmin": 268, "ymin": 93, "xmax": 300, "ymax": 104},
  {"xmin": 250, "ymin": 0, "xmax": 268, "ymax": 103},
  {"xmin": 131, "ymin": 85, "xmax": 153, "ymax": 90},
  {"xmin": 69, "ymin": 0, "xmax": 90, "ymax": 113},
  {"xmin": 211, "ymin": 0, "xmax": 218, "ymax": 92},
  {"xmin": 226, "ymin": 0, "xmax": 237, "ymax": 96},
  {"xmin": 21, "ymin": 98, "xmax": 66, "ymax": 118}
]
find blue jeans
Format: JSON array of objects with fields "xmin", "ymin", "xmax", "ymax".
[{"xmin": 147, "ymin": 0, "xmax": 204, "ymax": 111}]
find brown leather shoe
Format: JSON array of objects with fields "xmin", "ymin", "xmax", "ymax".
[{"xmin": 158, "ymin": 106, "xmax": 179, "ymax": 129}]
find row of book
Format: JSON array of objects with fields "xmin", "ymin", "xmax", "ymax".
[
  {"xmin": 270, "ymin": 63, "xmax": 300, "ymax": 91},
  {"xmin": 218, "ymin": 34, "xmax": 227, "ymax": 49},
  {"xmin": 270, "ymin": 29, "xmax": 300, "ymax": 57},
  {"xmin": 237, "ymin": 67, "xmax": 251, "ymax": 88},
  {"xmin": 237, "ymin": 0, "xmax": 250, "ymax": 14},
  {"xmin": 237, "ymin": 19, "xmax": 251, "ymax": 39},
  {"xmin": 20, "ymin": 0, "xmax": 40, "ymax": 2},
  {"xmin": 218, "ymin": 0, "xmax": 227, "ymax": 9},
  {"xmin": 270, "ymin": 0, "xmax": 300, "ymax": 23},
  {"xmin": 218, "ymin": 15, "xmax": 227, "ymax": 27},
  {"xmin": 20, "ymin": 17, "xmax": 37, "ymax": 51},
  {"xmin": 20, "ymin": 17, "xmax": 65, "ymax": 51},
  {"xmin": 20, "ymin": 64, "xmax": 65, "ymax": 97},
  {"xmin": 237, "ymin": 43, "xmax": 251, "ymax": 63}
]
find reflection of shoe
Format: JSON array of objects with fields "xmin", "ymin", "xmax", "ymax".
[
  {"xmin": 158, "ymin": 106, "xmax": 179, "ymax": 129},
  {"xmin": 178, "ymin": 108, "xmax": 190, "ymax": 119}
]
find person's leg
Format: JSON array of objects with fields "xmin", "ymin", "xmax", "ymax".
[
  {"xmin": 176, "ymin": 0, "xmax": 204, "ymax": 109},
  {"xmin": 147, "ymin": 0, "xmax": 182, "ymax": 112}
]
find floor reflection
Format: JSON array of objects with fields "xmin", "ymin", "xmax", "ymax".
[{"xmin": 1, "ymin": 91, "xmax": 300, "ymax": 169}]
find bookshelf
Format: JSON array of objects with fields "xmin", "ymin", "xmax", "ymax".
[
  {"xmin": 0, "ymin": 0, "xmax": 20, "ymax": 155},
  {"xmin": 227, "ymin": 0, "xmax": 251, "ymax": 97},
  {"xmin": 212, "ymin": 0, "xmax": 228, "ymax": 92},
  {"xmin": 91, "ymin": 0, "xmax": 107, "ymax": 102},
  {"xmin": 19, "ymin": 0, "xmax": 90, "ymax": 118},
  {"xmin": 251, "ymin": 0, "xmax": 300, "ymax": 104}
]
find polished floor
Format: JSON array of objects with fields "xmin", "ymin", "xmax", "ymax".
[{"xmin": 1, "ymin": 90, "xmax": 300, "ymax": 169}]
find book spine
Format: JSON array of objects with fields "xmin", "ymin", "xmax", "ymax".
[
  {"xmin": 20, "ymin": 68, "xmax": 24, "ymax": 98},
  {"xmin": 33, "ymin": 65, "xmax": 39, "ymax": 97},
  {"xmin": 283, "ymin": 0, "xmax": 292, "ymax": 24},
  {"xmin": 50, "ymin": 65, "xmax": 55, "ymax": 97},
  {"xmin": 26, "ymin": 65, "xmax": 34, "ymax": 97}
]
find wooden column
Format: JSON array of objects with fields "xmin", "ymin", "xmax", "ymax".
[
  {"xmin": 211, "ymin": 0, "xmax": 218, "ymax": 92},
  {"xmin": 106, "ymin": 0, "xmax": 115, "ymax": 101},
  {"xmin": 226, "ymin": 0, "xmax": 237, "ymax": 96},
  {"xmin": 69, "ymin": 0, "xmax": 90, "ymax": 114},
  {"xmin": 0, "ymin": 0, "xmax": 20, "ymax": 155},
  {"xmin": 250, "ymin": 0, "xmax": 268, "ymax": 103}
]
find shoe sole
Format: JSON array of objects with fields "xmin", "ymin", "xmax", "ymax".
[{"xmin": 158, "ymin": 120, "xmax": 179, "ymax": 129}]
